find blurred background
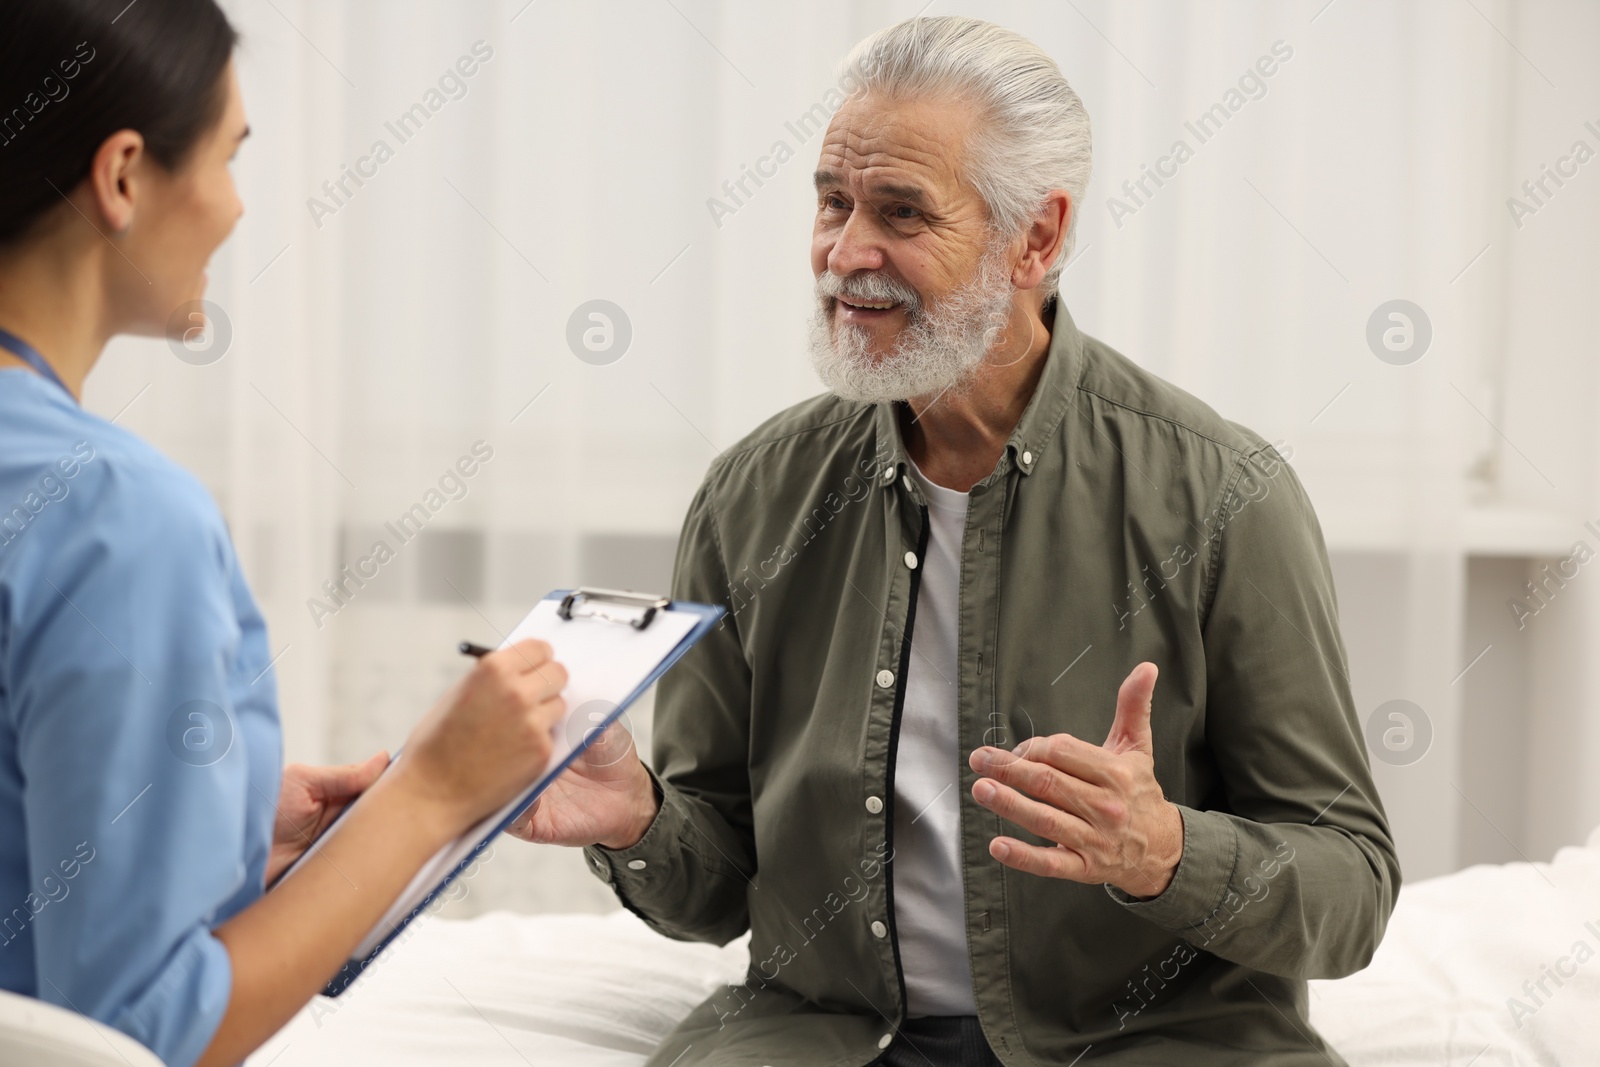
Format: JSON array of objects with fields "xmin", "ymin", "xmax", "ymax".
[{"xmin": 82, "ymin": 0, "xmax": 1600, "ymax": 915}]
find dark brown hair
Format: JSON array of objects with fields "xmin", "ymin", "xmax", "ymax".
[{"xmin": 0, "ymin": 0, "xmax": 237, "ymax": 245}]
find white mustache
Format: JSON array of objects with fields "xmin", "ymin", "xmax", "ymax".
[
  {"xmin": 816, "ymin": 270, "xmax": 922, "ymax": 313},
  {"xmin": 808, "ymin": 242, "xmax": 1016, "ymax": 405}
]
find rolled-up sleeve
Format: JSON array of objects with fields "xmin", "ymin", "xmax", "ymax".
[
  {"xmin": 1107, "ymin": 443, "xmax": 1401, "ymax": 980},
  {"xmin": 9, "ymin": 465, "xmax": 258, "ymax": 1066}
]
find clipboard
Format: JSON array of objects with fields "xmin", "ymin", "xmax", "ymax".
[{"xmin": 284, "ymin": 588, "xmax": 724, "ymax": 997}]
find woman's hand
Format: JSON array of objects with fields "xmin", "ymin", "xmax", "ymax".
[
  {"xmin": 506, "ymin": 723, "xmax": 659, "ymax": 850},
  {"xmin": 204, "ymin": 640, "xmax": 570, "ymax": 1067},
  {"xmin": 391, "ymin": 638, "xmax": 570, "ymax": 839},
  {"xmin": 266, "ymin": 752, "xmax": 390, "ymax": 886}
]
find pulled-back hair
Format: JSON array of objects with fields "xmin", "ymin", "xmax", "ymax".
[{"xmin": 0, "ymin": 0, "xmax": 237, "ymax": 245}]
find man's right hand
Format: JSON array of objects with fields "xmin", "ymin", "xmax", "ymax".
[{"xmin": 505, "ymin": 723, "xmax": 660, "ymax": 850}]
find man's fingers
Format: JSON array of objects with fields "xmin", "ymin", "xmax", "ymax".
[
  {"xmin": 578, "ymin": 722, "xmax": 636, "ymax": 766},
  {"xmin": 504, "ymin": 801, "xmax": 540, "ymax": 841},
  {"xmin": 1104, "ymin": 661, "xmax": 1158, "ymax": 755},
  {"xmin": 987, "ymin": 836, "xmax": 1091, "ymax": 882},
  {"xmin": 969, "ymin": 747, "xmax": 1097, "ymax": 819},
  {"xmin": 971, "ymin": 777, "xmax": 1097, "ymax": 846},
  {"xmin": 1003, "ymin": 734, "xmax": 1121, "ymax": 787}
]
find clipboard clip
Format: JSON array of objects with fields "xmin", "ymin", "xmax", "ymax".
[{"xmin": 557, "ymin": 587, "xmax": 670, "ymax": 630}]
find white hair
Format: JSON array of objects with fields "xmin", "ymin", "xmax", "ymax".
[{"xmin": 839, "ymin": 16, "xmax": 1092, "ymax": 299}]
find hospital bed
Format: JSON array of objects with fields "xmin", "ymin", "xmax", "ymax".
[{"xmin": 6, "ymin": 826, "xmax": 1597, "ymax": 1065}]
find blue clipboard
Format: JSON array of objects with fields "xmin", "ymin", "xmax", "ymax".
[{"xmin": 299, "ymin": 588, "xmax": 724, "ymax": 998}]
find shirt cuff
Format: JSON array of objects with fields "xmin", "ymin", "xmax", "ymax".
[
  {"xmin": 581, "ymin": 765, "xmax": 680, "ymax": 893},
  {"xmin": 1104, "ymin": 805, "xmax": 1240, "ymax": 931}
]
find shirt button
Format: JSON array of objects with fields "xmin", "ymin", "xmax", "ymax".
[
  {"xmin": 878, "ymin": 1033, "xmax": 894, "ymax": 1050},
  {"xmin": 901, "ymin": 474, "xmax": 912, "ymax": 492},
  {"xmin": 865, "ymin": 795, "xmax": 883, "ymax": 814},
  {"xmin": 876, "ymin": 669, "xmax": 895, "ymax": 688},
  {"xmin": 1022, "ymin": 450, "xmax": 1034, "ymax": 466},
  {"xmin": 903, "ymin": 551, "xmax": 918, "ymax": 569},
  {"xmin": 627, "ymin": 859, "xmax": 647, "ymax": 870},
  {"xmin": 882, "ymin": 466, "xmax": 896, "ymax": 484},
  {"xmin": 871, "ymin": 920, "xmax": 888, "ymax": 939}
]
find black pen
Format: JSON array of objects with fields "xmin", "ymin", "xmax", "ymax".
[{"xmin": 458, "ymin": 641, "xmax": 493, "ymax": 658}]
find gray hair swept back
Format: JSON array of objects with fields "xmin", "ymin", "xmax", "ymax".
[{"xmin": 840, "ymin": 16, "xmax": 1092, "ymax": 298}]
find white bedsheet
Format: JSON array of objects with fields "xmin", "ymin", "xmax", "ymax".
[
  {"xmin": 1307, "ymin": 825, "xmax": 1600, "ymax": 1066},
  {"xmin": 249, "ymin": 829, "xmax": 1600, "ymax": 1067},
  {"xmin": 248, "ymin": 909, "xmax": 746, "ymax": 1066}
]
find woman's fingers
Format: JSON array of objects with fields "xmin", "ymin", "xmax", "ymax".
[
  {"xmin": 500, "ymin": 638, "xmax": 556, "ymax": 675},
  {"xmin": 325, "ymin": 751, "xmax": 389, "ymax": 797}
]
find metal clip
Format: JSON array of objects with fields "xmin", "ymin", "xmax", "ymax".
[{"xmin": 556, "ymin": 587, "xmax": 670, "ymax": 630}]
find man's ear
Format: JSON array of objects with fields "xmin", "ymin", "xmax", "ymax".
[
  {"xmin": 84, "ymin": 130, "xmax": 146, "ymax": 236},
  {"xmin": 1011, "ymin": 189, "xmax": 1072, "ymax": 292}
]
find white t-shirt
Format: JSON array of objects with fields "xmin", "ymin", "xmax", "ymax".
[{"xmin": 892, "ymin": 453, "xmax": 977, "ymax": 1017}]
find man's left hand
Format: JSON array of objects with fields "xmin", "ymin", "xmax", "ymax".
[
  {"xmin": 266, "ymin": 751, "xmax": 390, "ymax": 886},
  {"xmin": 968, "ymin": 662, "xmax": 1183, "ymax": 899}
]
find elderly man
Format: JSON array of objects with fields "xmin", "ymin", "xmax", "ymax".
[{"xmin": 517, "ymin": 15, "xmax": 1398, "ymax": 1066}]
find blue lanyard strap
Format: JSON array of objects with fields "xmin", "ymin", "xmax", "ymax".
[{"xmin": 0, "ymin": 326, "xmax": 73, "ymax": 400}]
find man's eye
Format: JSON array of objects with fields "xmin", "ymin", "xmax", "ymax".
[
  {"xmin": 892, "ymin": 205, "xmax": 919, "ymax": 219},
  {"xmin": 825, "ymin": 195, "xmax": 848, "ymax": 211}
]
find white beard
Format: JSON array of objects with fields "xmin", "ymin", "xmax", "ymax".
[{"xmin": 808, "ymin": 245, "xmax": 1015, "ymax": 405}]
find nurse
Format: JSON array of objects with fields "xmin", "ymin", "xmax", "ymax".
[{"xmin": 0, "ymin": 2, "xmax": 568, "ymax": 1065}]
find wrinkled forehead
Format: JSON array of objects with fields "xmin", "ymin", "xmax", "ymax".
[{"xmin": 814, "ymin": 92, "xmax": 982, "ymax": 205}]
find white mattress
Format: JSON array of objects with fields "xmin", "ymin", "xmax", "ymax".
[{"xmin": 249, "ymin": 829, "xmax": 1600, "ymax": 1066}]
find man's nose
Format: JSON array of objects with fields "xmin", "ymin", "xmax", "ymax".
[{"xmin": 827, "ymin": 205, "xmax": 886, "ymax": 276}]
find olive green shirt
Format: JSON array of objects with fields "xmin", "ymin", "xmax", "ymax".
[{"xmin": 585, "ymin": 305, "xmax": 1399, "ymax": 1065}]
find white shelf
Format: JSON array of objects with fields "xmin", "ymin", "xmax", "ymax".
[{"xmin": 1462, "ymin": 506, "xmax": 1585, "ymax": 557}]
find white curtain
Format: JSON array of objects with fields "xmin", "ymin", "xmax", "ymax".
[{"xmin": 81, "ymin": 0, "xmax": 1600, "ymax": 911}]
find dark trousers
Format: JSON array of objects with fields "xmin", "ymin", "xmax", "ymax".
[{"xmin": 880, "ymin": 1016, "xmax": 1004, "ymax": 1066}]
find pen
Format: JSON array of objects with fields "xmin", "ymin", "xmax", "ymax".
[{"xmin": 458, "ymin": 641, "xmax": 493, "ymax": 658}]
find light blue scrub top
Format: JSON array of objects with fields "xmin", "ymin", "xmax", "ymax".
[{"xmin": 0, "ymin": 369, "xmax": 281, "ymax": 1066}]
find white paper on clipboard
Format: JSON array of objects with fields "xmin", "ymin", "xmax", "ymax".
[{"xmin": 288, "ymin": 596, "xmax": 700, "ymax": 962}]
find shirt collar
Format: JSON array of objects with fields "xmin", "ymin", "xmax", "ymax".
[{"xmin": 872, "ymin": 298, "xmax": 1086, "ymax": 491}]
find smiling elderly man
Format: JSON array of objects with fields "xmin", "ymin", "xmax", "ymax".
[{"xmin": 515, "ymin": 15, "xmax": 1398, "ymax": 1066}]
